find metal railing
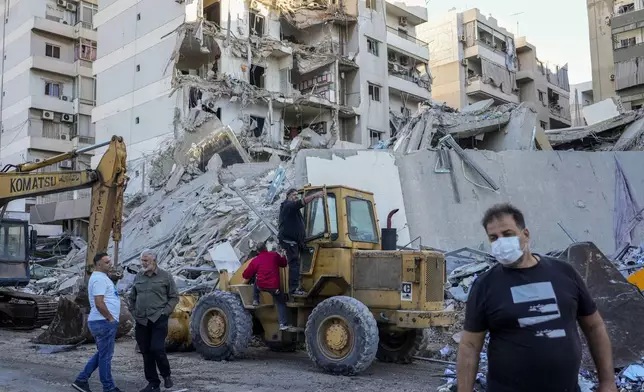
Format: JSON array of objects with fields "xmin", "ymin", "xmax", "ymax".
[
  {"xmin": 386, "ymin": 26, "xmax": 428, "ymax": 46},
  {"xmin": 388, "ymin": 69, "xmax": 431, "ymax": 90},
  {"xmin": 75, "ymin": 21, "xmax": 95, "ymax": 31}
]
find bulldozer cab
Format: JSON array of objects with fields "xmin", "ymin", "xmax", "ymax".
[{"xmin": 0, "ymin": 219, "xmax": 32, "ymax": 287}]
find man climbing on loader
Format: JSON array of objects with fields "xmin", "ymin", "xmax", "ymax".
[{"xmin": 277, "ymin": 188, "xmax": 324, "ymax": 296}]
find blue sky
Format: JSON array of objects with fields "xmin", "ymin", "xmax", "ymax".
[{"xmin": 419, "ymin": 0, "xmax": 592, "ymax": 84}]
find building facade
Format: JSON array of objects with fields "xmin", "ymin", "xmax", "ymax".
[
  {"xmin": 516, "ymin": 38, "xmax": 571, "ymax": 130},
  {"xmin": 0, "ymin": 0, "xmax": 98, "ymax": 228},
  {"xmin": 587, "ymin": 0, "xmax": 644, "ymax": 110},
  {"xmin": 90, "ymin": 0, "xmax": 431, "ymax": 186},
  {"xmin": 570, "ymin": 81, "xmax": 594, "ymax": 126},
  {"xmin": 418, "ymin": 8, "xmax": 519, "ymax": 110}
]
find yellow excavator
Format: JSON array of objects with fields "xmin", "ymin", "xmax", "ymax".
[{"xmin": 0, "ymin": 136, "xmax": 132, "ymax": 343}]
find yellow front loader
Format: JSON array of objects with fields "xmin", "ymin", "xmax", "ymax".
[
  {"xmin": 185, "ymin": 185, "xmax": 455, "ymax": 375},
  {"xmin": 0, "ymin": 136, "xmax": 131, "ymax": 344}
]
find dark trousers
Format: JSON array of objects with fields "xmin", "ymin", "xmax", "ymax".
[
  {"xmin": 135, "ymin": 316, "xmax": 170, "ymax": 387},
  {"xmin": 253, "ymin": 283, "xmax": 289, "ymax": 325},
  {"xmin": 280, "ymin": 240, "xmax": 301, "ymax": 293}
]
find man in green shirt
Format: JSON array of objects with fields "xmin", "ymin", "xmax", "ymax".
[{"xmin": 129, "ymin": 249, "xmax": 179, "ymax": 392}]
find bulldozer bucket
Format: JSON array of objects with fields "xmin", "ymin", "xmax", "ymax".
[
  {"xmin": 32, "ymin": 296, "xmax": 133, "ymax": 345},
  {"xmin": 563, "ymin": 242, "xmax": 644, "ymax": 369}
]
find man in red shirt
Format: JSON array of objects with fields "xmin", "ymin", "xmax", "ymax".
[{"xmin": 242, "ymin": 242, "xmax": 291, "ymax": 330}]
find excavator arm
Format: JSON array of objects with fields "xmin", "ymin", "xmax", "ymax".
[{"xmin": 0, "ymin": 136, "xmax": 131, "ymax": 337}]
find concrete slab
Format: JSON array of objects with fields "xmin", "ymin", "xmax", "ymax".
[
  {"xmin": 449, "ymin": 113, "xmax": 511, "ymax": 139},
  {"xmin": 397, "ymin": 149, "xmax": 644, "ymax": 255},
  {"xmin": 478, "ymin": 103, "xmax": 538, "ymax": 151},
  {"xmin": 547, "ymin": 112, "xmax": 642, "ymax": 146},
  {"xmin": 613, "ymin": 116, "xmax": 644, "ymax": 151},
  {"xmin": 461, "ymin": 99, "xmax": 494, "ymax": 114},
  {"xmin": 583, "ymin": 97, "xmax": 623, "ymax": 126}
]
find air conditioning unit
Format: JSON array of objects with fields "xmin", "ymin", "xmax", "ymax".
[
  {"xmin": 42, "ymin": 110, "xmax": 54, "ymax": 120},
  {"xmin": 59, "ymin": 160, "xmax": 72, "ymax": 169},
  {"xmin": 399, "ymin": 16, "xmax": 408, "ymax": 26},
  {"xmin": 60, "ymin": 132, "xmax": 69, "ymax": 140},
  {"xmin": 56, "ymin": 0, "xmax": 67, "ymax": 7},
  {"xmin": 610, "ymin": 74, "xmax": 615, "ymax": 81},
  {"xmin": 61, "ymin": 95, "xmax": 69, "ymax": 101},
  {"xmin": 66, "ymin": 3, "xmax": 76, "ymax": 11},
  {"xmin": 61, "ymin": 113, "xmax": 74, "ymax": 123}
]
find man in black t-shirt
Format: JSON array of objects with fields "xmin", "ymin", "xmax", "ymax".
[
  {"xmin": 457, "ymin": 203, "xmax": 617, "ymax": 392},
  {"xmin": 278, "ymin": 188, "xmax": 323, "ymax": 296}
]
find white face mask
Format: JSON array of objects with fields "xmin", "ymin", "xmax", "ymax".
[{"xmin": 491, "ymin": 236, "xmax": 524, "ymax": 266}]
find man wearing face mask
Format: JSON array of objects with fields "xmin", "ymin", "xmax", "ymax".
[{"xmin": 457, "ymin": 203, "xmax": 617, "ymax": 392}]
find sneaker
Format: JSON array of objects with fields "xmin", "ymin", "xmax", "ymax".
[
  {"xmin": 291, "ymin": 289, "xmax": 306, "ymax": 296},
  {"xmin": 139, "ymin": 384, "xmax": 160, "ymax": 392},
  {"xmin": 71, "ymin": 380, "xmax": 92, "ymax": 392},
  {"xmin": 279, "ymin": 324, "xmax": 292, "ymax": 331},
  {"xmin": 252, "ymin": 300, "xmax": 259, "ymax": 306},
  {"xmin": 163, "ymin": 376, "xmax": 173, "ymax": 389}
]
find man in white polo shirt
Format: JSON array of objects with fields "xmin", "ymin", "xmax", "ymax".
[{"xmin": 72, "ymin": 252, "xmax": 122, "ymax": 392}]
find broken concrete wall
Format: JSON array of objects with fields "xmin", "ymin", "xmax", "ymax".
[
  {"xmin": 294, "ymin": 149, "xmax": 411, "ymax": 247},
  {"xmin": 398, "ymin": 150, "xmax": 644, "ymax": 255},
  {"xmin": 583, "ymin": 97, "xmax": 624, "ymax": 126},
  {"xmin": 478, "ymin": 102, "xmax": 539, "ymax": 151}
]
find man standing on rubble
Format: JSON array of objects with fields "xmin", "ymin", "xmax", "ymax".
[
  {"xmin": 72, "ymin": 252, "xmax": 122, "ymax": 392},
  {"xmin": 456, "ymin": 203, "xmax": 617, "ymax": 392},
  {"xmin": 242, "ymin": 242, "xmax": 291, "ymax": 330},
  {"xmin": 278, "ymin": 188, "xmax": 324, "ymax": 296},
  {"xmin": 129, "ymin": 250, "xmax": 179, "ymax": 392}
]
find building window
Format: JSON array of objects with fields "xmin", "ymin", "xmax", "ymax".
[
  {"xmin": 367, "ymin": 38, "xmax": 379, "ymax": 56},
  {"xmin": 75, "ymin": 39, "xmax": 97, "ymax": 62},
  {"xmin": 135, "ymin": 117, "xmax": 140, "ymax": 124},
  {"xmin": 368, "ymin": 83, "xmax": 380, "ymax": 102},
  {"xmin": 45, "ymin": 82, "xmax": 61, "ymax": 97},
  {"xmin": 250, "ymin": 116, "xmax": 265, "ymax": 137},
  {"xmin": 136, "ymin": 13, "xmax": 141, "ymax": 21},
  {"xmin": 250, "ymin": 64, "xmax": 265, "ymax": 88},
  {"xmin": 45, "ymin": 44, "xmax": 60, "ymax": 59},
  {"xmin": 369, "ymin": 129, "xmax": 383, "ymax": 146},
  {"xmin": 80, "ymin": 2, "xmax": 98, "ymax": 28},
  {"xmin": 617, "ymin": 3, "xmax": 635, "ymax": 14},
  {"xmin": 249, "ymin": 11, "xmax": 264, "ymax": 37},
  {"xmin": 399, "ymin": 55, "xmax": 409, "ymax": 66},
  {"xmin": 620, "ymin": 37, "xmax": 637, "ymax": 48},
  {"xmin": 366, "ymin": 0, "xmax": 376, "ymax": 10},
  {"xmin": 136, "ymin": 64, "xmax": 141, "ymax": 72},
  {"xmin": 538, "ymin": 90, "xmax": 544, "ymax": 104},
  {"xmin": 540, "ymin": 120, "xmax": 548, "ymax": 130}
]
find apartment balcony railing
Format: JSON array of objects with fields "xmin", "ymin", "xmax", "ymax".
[
  {"xmin": 549, "ymin": 104, "xmax": 571, "ymax": 121},
  {"xmin": 388, "ymin": 67, "xmax": 431, "ymax": 90},
  {"xmin": 614, "ymin": 40, "xmax": 644, "ymax": 51},
  {"xmin": 614, "ymin": 0, "xmax": 644, "ymax": 15},
  {"xmin": 386, "ymin": 25, "xmax": 428, "ymax": 46},
  {"xmin": 75, "ymin": 21, "xmax": 95, "ymax": 31}
]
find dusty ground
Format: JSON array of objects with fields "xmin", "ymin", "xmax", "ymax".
[{"xmin": 0, "ymin": 329, "xmax": 448, "ymax": 392}]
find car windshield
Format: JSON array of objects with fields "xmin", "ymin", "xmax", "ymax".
[{"xmin": 305, "ymin": 193, "xmax": 338, "ymax": 240}]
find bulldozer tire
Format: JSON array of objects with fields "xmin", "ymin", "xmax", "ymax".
[
  {"xmin": 305, "ymin": 296, "xmax": 378, "ymax": 376},
  {"xmin": 376, "ymin": 329, "xmax": 422, "ymax": 364},
  {"xmin": 190, "ymin": 291, "xmax": 252, "ymax": 361},
  {"xmin": 264, "ymin": 340, "xmax": 297, "ymax": 352}
]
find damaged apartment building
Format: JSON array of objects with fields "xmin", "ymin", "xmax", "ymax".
[
  {"xmin": 87, "ymin": 0, "xmax": 432, "ymax": 185},
  {"xmin": 417, "ymin": 8, "xmax": 571, "ymax": 131}
]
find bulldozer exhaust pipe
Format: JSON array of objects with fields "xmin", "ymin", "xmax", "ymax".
[{"xmin": 381, "ymin": 209, "xmax": 399, "ymax": 251}]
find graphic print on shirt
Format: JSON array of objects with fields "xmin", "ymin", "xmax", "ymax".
[{"xmin": 510, "ymin": 281, "xmax": 566, "ymax": 338}]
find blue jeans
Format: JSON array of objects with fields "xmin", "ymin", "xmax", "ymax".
[
  {"xmin": 253, "ymin": 283, "xmax": 289, "ymax": 326},
  {"xmin": 76, "ymin": 319, "xmax": 119, "ymax": 391}
]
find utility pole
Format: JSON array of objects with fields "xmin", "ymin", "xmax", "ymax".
[{"xmin": 510, "ymin": 12, "xmax": 524, "ymax": 37}]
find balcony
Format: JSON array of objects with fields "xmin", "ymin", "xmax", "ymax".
[
  {"xmin": 548, "ymin": 104, "xmax": 571, "ymax": 124},
  {"xmin": 74, "ymin": 22, "xmax": 97, "ymax": 41},
  {"xmin": 385, "ymin": 0, "xmax": 428, "ymax": 25},
  {"xmin": 516, "ymin": 69, "xmax": 535, "ymax": 82},
  {"xmin": 33, "ymin": 17, "xmax": 75, "ymax": 39},
  {"xmin": 74, "ymin": 60, "xmax": 93, "ymax": 78},
  {"xmin": 464, "ymin": 43, "xmax": 508, "ymax": 69},
  {"xmin": 465, "ymin": 76, "xmax": 519, "ymax": 105},
  {"xmin": 31, "ymin": 56, "xmax": 76, "ymax": 77},
  {"xmin": 386, "ymin": 26, "xmax": 429, "ymax": 61},
  {"xmin": 31, "ymin": 95, "xmax": 74, "ymax": 115},
  {"xmin": 388, "ymin": 71, "xmax": 431, "ymax": 100}
]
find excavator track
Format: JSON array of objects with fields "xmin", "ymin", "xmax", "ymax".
[{"xmin": 0, "ymin": 289, "xmax": 58, "ymax": 330}]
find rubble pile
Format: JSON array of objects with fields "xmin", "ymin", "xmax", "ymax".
[
  {"xmin": 388, "ymin": 99, "xmax": 519, "ymax": 154},
  {"xmin": 25, "ymin": 127, "xmax": 296, "ymax": 298}
]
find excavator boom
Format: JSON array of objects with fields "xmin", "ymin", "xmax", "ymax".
[{"xmin": 0, "ymin": 136, "xmax": 131, "ymax": 339}]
